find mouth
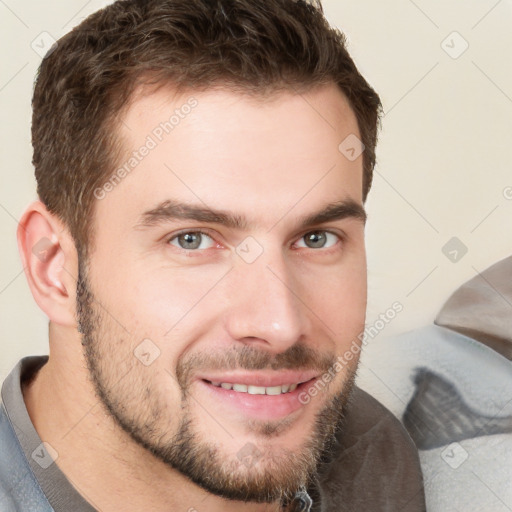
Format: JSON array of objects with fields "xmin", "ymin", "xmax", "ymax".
[
  {"xmin": 205, "ymin": 380, "xmax": 305, "ymax": 395},
  {"xmin": 195, "ymin": 373, "xmax": 319, "ymax": 421}
]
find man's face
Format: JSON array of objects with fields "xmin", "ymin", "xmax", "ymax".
[{"xmin": 77, "ymin": 83, "xmax": 367, "ymax": 504}]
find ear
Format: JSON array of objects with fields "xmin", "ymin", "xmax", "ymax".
[{"xmin": 17, "ymin": 201, "xmax": 79, "ymax": 327}]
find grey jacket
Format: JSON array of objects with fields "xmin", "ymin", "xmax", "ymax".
[{"xmin": 0, "ymin": 356, "xmax": 426, "ymax": 511}]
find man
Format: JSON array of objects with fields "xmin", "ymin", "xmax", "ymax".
[{"xmin": 0, "ymin": 0, "xmax": 425, "ymax": 510}]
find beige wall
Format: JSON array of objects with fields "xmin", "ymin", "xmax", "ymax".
[{"xmin": 1, "ymin": 0, "xmax": 511, "ymax": 384}]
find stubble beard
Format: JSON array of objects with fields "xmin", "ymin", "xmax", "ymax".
[{"xmin": 76, "ymin": 257, "xmax": 358, "ymax": 507}]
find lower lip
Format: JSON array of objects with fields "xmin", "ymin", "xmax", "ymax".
[{"xmin": 196, "ymin": 379, "xmax": 316, "ymax": 421}]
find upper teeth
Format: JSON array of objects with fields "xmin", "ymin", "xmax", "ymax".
[{"xmin": 210, "ymin": 382, "xmax": 298, "ymax": 395}]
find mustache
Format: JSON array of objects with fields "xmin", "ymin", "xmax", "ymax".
[{"xmin": 176, "ymin": 343, "xmax": 337, "ymax": 389}]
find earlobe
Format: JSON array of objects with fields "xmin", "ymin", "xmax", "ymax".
[{"xmin": 17, "ymin": 201, "xmax": 78, "ymax": 327}]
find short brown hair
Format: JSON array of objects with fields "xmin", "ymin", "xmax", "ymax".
[{"xmin": 32, "ymin": 0, "xmax": 382, "ymax": 256}]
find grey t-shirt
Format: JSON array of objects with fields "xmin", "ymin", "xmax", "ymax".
[
  {"xmin": 0, "ymin": 355, "xmax": 426, "ymax": 511},
  {"xmin": 0, "ymin": 355, "xmax": 96, "ymax": 511}
]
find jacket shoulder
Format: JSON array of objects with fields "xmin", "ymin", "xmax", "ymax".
[{"xmin": 316, "ymin": 386, "xmax": 426, "ymax": 512}]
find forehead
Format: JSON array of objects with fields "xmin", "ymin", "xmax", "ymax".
[
  {"xmin": 94, "ymin": 83, "xmax": 363, "ymax": 234},
  {"xmin": 123, "ymin": 82, "xmax": 359, "ymax": 146}
]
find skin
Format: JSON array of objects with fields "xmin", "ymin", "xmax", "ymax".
[{"xmin": 18, "ymin": 82, "xmax": 367, "ymax": 512}]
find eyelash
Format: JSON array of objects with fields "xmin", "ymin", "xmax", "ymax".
[{"xmin": 165, "ymin": 229, "xmax": 344, "ymax": 254}]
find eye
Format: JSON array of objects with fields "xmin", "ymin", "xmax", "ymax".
[
  {"xmin": 295, "ymin": 230, "xmax": 341, "ymax": 250},
  {"xmin": 167, "ymin": 231, "xmax": 216, "ymax": 251}
]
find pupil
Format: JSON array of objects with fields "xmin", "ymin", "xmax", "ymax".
[
  {"xmin": 307, "ymin": 231, "xmax": 325, "ymax": 248},
  {"xmin": 181, "ymin": 232, "xmax": 200, "ymax": 249}
]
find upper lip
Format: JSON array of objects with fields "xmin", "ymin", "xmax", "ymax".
[{"xmin": 196, "ymin": 370, "xmax": 319, "ymax": 387}]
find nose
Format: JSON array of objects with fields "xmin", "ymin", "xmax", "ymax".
[{"xmin": 222, "ymin": 246, "xmax": 311, "ymax": 353}]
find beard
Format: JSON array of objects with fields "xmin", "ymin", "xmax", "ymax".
[{"xmin": 76, "ymin": 256, "xmax": 358, "ymax": 507}]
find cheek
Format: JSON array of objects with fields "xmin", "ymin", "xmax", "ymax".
[
  {"xmin": 131, "ymin": 268, "xmax": 228, "ymax": 323},
  {"xmin": 93, "ymin": 258, "xmax": 211, "ymax": 327},
  {"xmin": 297, "ymin": 256, "xmax": 367, "ymax": 339}
]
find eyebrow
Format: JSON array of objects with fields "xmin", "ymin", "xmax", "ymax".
[{"xmin": 135, "ymin": 198, "xmax": 366, "ymax": 232}]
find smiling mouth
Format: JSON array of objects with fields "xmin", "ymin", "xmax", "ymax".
[
  {"xmin": 197, "ymin": 376, "xmax": 319, "ymax": 420},
  {"xmin": 202, "ymin": 379, "xmax": 314, "ymax": 395}
]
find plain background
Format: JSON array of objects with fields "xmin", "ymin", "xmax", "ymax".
[{"xmin": 0, "ymin": 0, "xmax": 511, "ymax": 391}]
